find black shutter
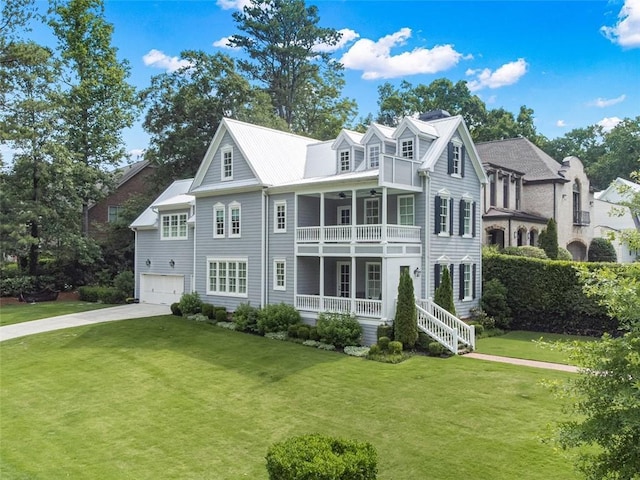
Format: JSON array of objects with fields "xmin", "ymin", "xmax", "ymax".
[
  {"xmin": 459, "ymin": 199, "xmax": 464, "ymax": 236},
  {"xmin": 434, "ymin": 264, "xmax": 441, "ymax": 289},
  {"xmin": 459, "ymin": 264, "xmax": 465, "ymax": 300},
  {"xmin": 449, "ymin": 198, "xmax": 454, "ymax": 235},
  {"xmin": 434, "ymin": 196, "xmax": 441, "ymax": 234},
  {"xmin": 447, "ymin": 142, "xmax": 454, "ymax": 174},
  {"xmin": 449, "ymin": 264, "xmax": 454, "ymax": 295},
  {"xmin": 460, "ymin": 145, "xmax": 466, "ymax": 177},
  {"xmin": 472, "ymin": 264, "xmax": 477, "ymax": 299},
  {"xmin": 472, "ymin": 202, "xmax": 477, "ymax": 237}
]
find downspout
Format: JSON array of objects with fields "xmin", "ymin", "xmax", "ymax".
[
  {"xmin": 553, "ymin": 183, "xmax": 557, "ymax": 221},
  {"xmin": 192, "ymin": 205, "xmax": 197, "ymax": 294},
  {"xmin": 422, "ymin": 170, "xmax": 430, "ymax": 301},
  {"xmin": 133, "ymin": 228, "xmax": 139, "ymax": 298},
  {"xmin": 508, "ymin": 218, "xmax": 512, "ymax": 247},
  {"xmin": 262, "ymin": 189, "xmax": 267, "ymax": 307}
]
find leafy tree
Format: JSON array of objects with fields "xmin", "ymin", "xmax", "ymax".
[
  {"xmin": 229, "ymin": 0, "xmax": 353, "ymax": 134},
  {"xmin": 587, "ymin": 237, "xmax": 617, "ymax": 262},
  {"xmin": 49, "ymin": 0, "xmax": 139, "ymax": 236},
  {"xmin": 480, "ymin": 278, "xmax": 511, "ymax": 329},
  {"xmin": 549, "ymin": 264, "xmax": 640, "ymax": 480},
  {"xmin": 434, "ymin": 266, "xmax": 456, "ymax": 316},
  {"xmin": 142, "ymin": 50, "xmax": 285, "ymax": 187},
  {"xmin": 394, "ymin": 269, "xmax": 418, "ymax": 349},
  {"xmin": 539, "ymin": 218, "xmax": 559, "ymax": 260},
  {"xmin": 542, "ymin": 125, "xmax": 606, "ymax": 172}
]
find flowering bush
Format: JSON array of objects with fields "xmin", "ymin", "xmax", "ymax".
[{"xmin": 344, "ymin": 346, "xmax": 370, "ymax": 357}]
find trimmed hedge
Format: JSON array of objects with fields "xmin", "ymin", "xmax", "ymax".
[
  {"xmin": 483, "ymin": 253, "xmax": 619, "ymax": 335},
  {"xmin": 265, "ymin": 434, "xmax": 377, "ymax": 480},
  {"xmin": 78, "ymin": 286, "xmax": 126, "ymax": 304}
]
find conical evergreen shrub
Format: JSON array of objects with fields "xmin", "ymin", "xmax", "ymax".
[
  {"xmin": 434, "ymin": 266, "xmax": 456, "ymax": 316},
  {"xmin": 394, "ymin": 270, "xmax": 418, "ymax": 348}
]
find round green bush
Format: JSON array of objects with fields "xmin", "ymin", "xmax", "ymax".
[
  {"xmin": 502, "ymin": 246, "xmax": 548, "ymax": 259},
  {"xmin": 170, "ymin": 302, "xmax": 182, "ymax": 316},
  {"xmin": 178, "ymin": 292, "xmax": 203, "ymax": 315},
  {"xmin": 377, "ymin": 336, "xmax": 390, "ymax": 351},
  {"xmin": 257, "ymin": 303, "xmax": 301, "ymax": 334},
  {"xmin": 428, "ymin": 341, "xmax": 445, "ymax": 356},
  {"xmin": 588, "ymin": 237, "xmax": 617, "ymax": 262},
  {"xmin": 113, "ymin": 270, "xmax": 135, "ymax": 297},
  {"xmin": 368, "ymin": 344, "xmax": 381, "ymax": 355},
  {"xmin": 201, "ymin": 303, "xmax": 214, "ymax": 319},
  {"xmin": 557, "ymin": 247, "xmax": 573, "ymax": 261},
  {"xmin": 265, "ymin": 434, "xmax": 377, "ymax": 480},
  {"xmin": 233, "ymin": 303, "xmax": 259, "ymax": 332},
  {"xmin": 287, "ymin": 324, "xmax": 299, "ymax": 338},
  {"xmin": 309, "ymin": 326, "xmax": 320, "ymax": 341},
  {"xmin": 388, "ymin": 341, "xmax": 403, "ymax": 355},
  {"xmin": 471, "ymin": 323, "xmax": 484, "ymax": 336},
  {"xmin": 297, "ymin": 325, "xmax": 310, "ymax": 340},
  {"xmin": 316, "ymin": 312, "xmax": 362, "ymax": 348},
  {"xmin": 376, "ymin": 324, "xmax": 393, "ymax": 340},
  {"xmin": 215, "ymin": 308, "xmax": 228, "ymax": 323}
]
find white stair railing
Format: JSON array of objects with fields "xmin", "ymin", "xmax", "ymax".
[
  {"xmin": 416, "ymin": 304, "xmax": 459, "ymax": 354},
  {"xmin": 416, "ymin": 298, "xmax": 475, "ymax": 352}
]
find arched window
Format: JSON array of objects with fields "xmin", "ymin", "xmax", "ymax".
[{"xmin": 573, "ymin": 180, "xmax": 581, "ymax": 224}]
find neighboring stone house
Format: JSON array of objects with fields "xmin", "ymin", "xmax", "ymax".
[
  {"xmin": 476, "ymin": 138, "xmax": 594, "ymax": 260},
  {"xmin": 88, "ymin": 160, "xmax": 156, "ymax": 240},
  {"xmin": 593, "ymin": 177, "xmax": 640, "ymax": 262},
  {"xmin": 131, "ymin": 113, "xmax": 488, "ymax": 350}
]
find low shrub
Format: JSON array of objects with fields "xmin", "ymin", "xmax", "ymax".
[
  {"xmin": 377, "ymin": 336, "xmax": 391, "ymax": 351},
  {"xmin": 416, "ymin": 332, "xmax": 432, "ymax": 350},
  {"xmin": 78, "ymin": 286, "xmax": 125, "ymax": 304},
  {"xmin": 468, "ymin": 307, "xmax": 495, "ymax": 330},
  {"xmin": 287, "ymin": 324, "xmax": 299, "ymax": 338},
  {"xmin": 368, "ymin": 344, "xmax": 381, "ymax": 355},
  {"xmin": 502, "ymin": 246, "xmax": 547, "ymax": 259},
  {"xmin": 78, "ymin": 286, "xmax": 100, "ymax": 303},
  {"xmin": 264, "ymin": 331, "xmax": 288, "ymax": 341},
  {"xmin": 309, "ymin": 326, "xmax": 320, "ymax": 341},
  {"xmin": 1, "ymin": 275, "xmax": 37, "ymax": 297},
  {"xmin": 216, "ymin": 321, "xmax": 237, "ymax": 330},
  {"xmin": 178, "ymin": 292, "xmax": 203, "ymax": 315},
  {"xmin": 316, "ymin": 312, "xmax": 362, "ymax": 348},
  {"xmin": 316, "ymin": 342, "xmax": 336, "ymax": 351},
  {"xmin": 297, "ymin": 325, "xmax": 310, "ymax": 340},
  {"xmin": 113, "ymin": 270, "xmax": 134, "ymax": 298},
  {"xmin": 170, "ymin": 302, "xmax": 182, "ymax": 316},
  {"xmin": 265, "ymin": 433, "xmax": 377, "ymax": 480},
  {"xmin": 343, "ymin": 346, "xmax": 369, "ymax": 357},
  {"xmin": 257, "ymin": 303, "xmax": 301, "ymax": 334},
  {"xmin": 201, "ymin": 303, "xmax": 214, "ymax": 319},
  {"xmin": 215, "ymin": 307, "xmax": 228, "ymax": 323},
  {"xmin": 428, "ymin": 342, "xmax": 445, "ymax": 357},
  {"xmin": 388, "ymin": 341, "xmax": 403, "ymax": 355},
  {"xmin": 471, "ymin": 323, "xmax": 485, "ymax": 336},
  {"xmin": 303, "ymin": 339, "xmax": 321, "ymax": 348},
  {"xmin": 233, "ymin": 303, "xmax": 259, "ymax": 332},
  {"xmin": 376, "ymin": 324, "xmax": 394, "ymax": 341},
  {"xmin": 557, "ymin": 247, "xmax": 573, "ymax": 261}
]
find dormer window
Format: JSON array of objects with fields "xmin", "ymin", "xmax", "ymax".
[
  {"xmin": 368, "ymin": 144, "xmax": 380, "ymax": 168},
  {"xmin": 448, "ymin": 141, "xmax": 464, "ymax": 177},
  {"xmin": 401, "ymin": 140, "xmax": 414, "ymax": 159},
  {"xmin": 221, "ymin": 147, "xmax": 233, "ymax": 180},
  {"xmin": 339, "ymin": 150, "xmax": 350, "ymax": 172}
]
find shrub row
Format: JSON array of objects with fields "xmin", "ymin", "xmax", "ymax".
[
  {"xmin": 483, "ymin": 253, "xmax": 620, "ymax": 335},
  {"xmin": 78, "ymin": 286, "xmax": 126, "ymax": 304}
]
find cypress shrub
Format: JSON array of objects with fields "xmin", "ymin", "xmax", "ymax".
[
  {"xmin": 434, "ymin": 266, "xmax": 456, "ymax": 316},
  {"xmin": 588, "ymin": 238, "xmax": 617, "ymax": 262},
  {"xmin": 539, "ymin": 218, "xmax": 559, "ymax": 259},
  {"xmin": 393, "ymin": 270, "xmax": 418, "ymax": 349}
]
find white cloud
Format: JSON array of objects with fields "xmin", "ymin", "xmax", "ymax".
[
  {"xmin": 601, "ymin": 0, "xmax": 640, "ymax": 48},
  {"xmin": 128, "ymin": 149, "xmax": 146, "ymax": 160},
  {"xmin": 213, "ymin": 36, "xmax": 237, "ymax": 49},
  {"xmin": 556, "ymin": 120, "xmax": 567, "ymax": 127},
  {"xmin": 466, "ymin": 58, "xmax": 528, "ymax": 92},
  {"xmin": 588, "ymin": 94, "xmax": 627, "ymax": 107},
  {"xmin": 142, "ymin": 49, "xmax": 192, "ymax": 72},
  {"xmin": 313, "ymin": 29, "xmax": 359, "ymax": 53},
  {"xmin": 216, "ymin": 0, "xmax": 251, "ymax": 10},
  {"xmin": 598, "ymin": 116, "xmax": 623, "ymax": 132},
  {"xmin": 339, "ymin": 27, "xmax": 463, "ymax": 80}
]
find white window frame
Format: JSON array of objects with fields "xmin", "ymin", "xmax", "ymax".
[
  {"xmin": 368, "ymin": 144, "xmax": 380, "ymax": 169},
  {"xmin": 337, "ymin": 205, "xmax": 351, "ymax": 225},
  {"xmin": 273, "ymin": 259, "xmax": 286, "ymax": 291},
  {"xmin": 207, "ymin": 258, "xmax": 248, "ymax": 297},
  {"xmin": 336, "ymin": 261, "xmax": 350, "ymax": 297},
  {"xmin": 462, "ymin": 262, "xmax": 473, "ymax": 301},
  {"xmin": 229, "ymin": 202, "xmax": 241, "ymax": 238},
  {"xmin": 274, "ymin": 200, "xmax": 287, "ymax": 233},
  {"xmin": 161, "ymin": 213, "xmax": 188, "ymax": 240},
  {"xmin": 221, "ymin": 146, "xmax": 233, "ymax": 181},
  {"xmin": 398, "ymin": 195, "xmax": 414, "ymax": 226},
  {"xmin": 339, "ymin": 149, "xmax": 350, "ymax": 172},
  {"xmin": 364, "ymin": 198, "xmax": 379, "ymax": 225},
  {"xmin": 213, "ymin": 203, "xmax": 225, "ymax": 238},
  {"xmin": 439, "ymin": 195, "xmax": 450, "ymax": 236},
  {"xmin": 462, "ymin": 197, "xmax": 472, "ymax": 237},
  {"xmin": 451, "ymin": 142, "xmax": 462, "ymax": 176},
  {"xmin": 401, "ymin": 139, "xmax": 414, "ymax": 159},
  {"xmin": 366, "ymin": 262, "xmax": 381, "ymax": 300}
]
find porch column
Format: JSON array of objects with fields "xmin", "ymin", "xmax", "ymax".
[
  {"xmin": 381, "ymin": 257, "xmax": 388, "ymax": 322},
  {"xmin": 351, "ymin": 189, "xmax": 356, "ymax": 242},
  {"xmin": 381, "ymin": 186, "xmax": 388, "ymax": 243},
  {"xmin": 319, "ymin": 256, "xmax": 324, "ymax": 311},
  {"xmin": 351, "ymin": 256, "xmax": 356, "ymax": 314},
  {"xmin": 320, "ymin": 192, "xmax": 325, "ymax": 243}
]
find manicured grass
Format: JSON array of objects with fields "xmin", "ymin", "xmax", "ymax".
[
  {"xmin": 476, "ymin": 330, "xmax": 599, "ymax": 364},
  {"xmin": 0, "ymin": 316, "xmax": 580, "ymax": 479},
  {"xmin": 0, "ymin": 301, "xmax": 114, "ymax": 326}
]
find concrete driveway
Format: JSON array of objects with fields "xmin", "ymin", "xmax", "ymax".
[{"xmin": 0, "ymin": 303, "xmax": 170, "ymax": 342}]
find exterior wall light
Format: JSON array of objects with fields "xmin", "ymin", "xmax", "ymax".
[
  {"xmin": 169, "ymin": 259, "xmax": 175, "ymax": 268},
  {"xmin": 413, "ymin": 268, "xmax": 421, "ymax": 277},
  {"xmin": 145, "ymin": 259, "xmax": 151, "ymax": 267}
]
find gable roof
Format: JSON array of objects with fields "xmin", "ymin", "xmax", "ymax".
[
  {"xmin": 476, "ymin": 137, "xmax": 567, "ymax": 183},
  {"xmin": 191, "ymin": 118, "xmax": 319, "ymax": 191},
  {"xmin": 116, "ymin": 159, "xmax": 152, "ymax": 188},
  {"xmin": 331, "ymin": 129, "xmax": 364, "ymax": 149},
  {"xmin": 595, "ymin": 177, "xmax": 640, "ymax": 203},
  {"xmin": 393, "ymin": 116, "xmax": 438, "ymax": 139},
  {"xmin": 130, "ymin": 178, "xmax": 194, "ymax": 229},
  {"xmin": 361, "ymin": 123, "xmax": 395, "ymax": 145}
]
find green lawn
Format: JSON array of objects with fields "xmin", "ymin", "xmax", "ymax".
[
  {"xmin": 0, "ymin": 301, "xmax": 114, "ymax": 326},
  {"xmin": 476, "ymin": 330, "xmax": 599, "ymax": 364},
  {"xmin": 1, "ymin": 316, "xmax": 580, "ymax": 479}
]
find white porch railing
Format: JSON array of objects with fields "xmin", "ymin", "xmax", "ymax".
[
  {"xmin": 296, "ymin": 224, "xmax": 420, "ymax": 243},
  {"xmin": 416, "ymin": 298, "xmax": 475, "ymax": 353},
  {"xmin": 295, "ymin": 294, "xmax": 382, "ymax": 318}
]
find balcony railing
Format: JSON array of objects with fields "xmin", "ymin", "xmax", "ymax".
[
  {"xmin": 296, "ymin": 224, "xmax": 421, "ymax": 243},
  {"xmin": 573, "ymin": 210, "xmax": 591, "ymax": 226},
  {"xmin": 295, "ymin": 294, "xmax": 382, "ymax": 318}
]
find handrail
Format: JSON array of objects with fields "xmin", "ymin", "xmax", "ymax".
[
  {"xmin": 416, "ymin": 298, "xmax": 475, "ymax": 350},
  {"xmin": 416, "ymin": 304, "xmax": 459, "ymax": 354}
]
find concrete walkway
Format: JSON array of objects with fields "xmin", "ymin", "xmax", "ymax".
[
  {"xmin": 464, "ymin": 352, "xmax": 579, "ymax": 373},
  {"xmin": 0, "ymin": 304, "xmax": 170, "ymax": 342}
]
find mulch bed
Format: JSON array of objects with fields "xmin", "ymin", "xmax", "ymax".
[{"xmin": 0, "ymin": 291, "xmax": 80, "ymax": 307}]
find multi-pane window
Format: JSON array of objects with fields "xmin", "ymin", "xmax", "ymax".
[
  {"xmin": 489, "ymin": 173, "xmax": 497, "ymax": 206},
  {"xmin": 398, "ymin": 195, "xmax": 414, "ymax": 226},
  {"xmin": 462, "ymin": 264, "xmax": 473, "ymax": 300},
  {"xmin": 274, "ymin": 260, "xmax": 286, "ymax": 291},
  {"xmin": 161, "ymin": 213, "xmax": 187, "ymax": 240},
  {"xmin": 452, "ymin": 144, "xmax": 461, "ymax": 174},
  {"xmin": 515, "ymin": 178, "xmax": 522, "ymax": 210},
  {"xmin": 108, "ymin": 205, "xmax": 123, "ymax": 223},
  {"xmin": 503, "ymin": 176, "xmax": 509, "ymax": 208},
  {"xmin": 208, "ymin": 259, "xmax": 247, "ymax": 296},
  {"xmin": 214, "ymin": 204, "xmax": 225, "ymax": 238},
  {"xmin": 461, "ymin": 199, "xmax": 472, "ymax": 236},
  {"xmin": 222, "ymin": 148, "xmax": 233, "ymax": 180},
  {"xmin": 274, "ymin": 201, "xmax": 286, "ymax": 232},
  {"xmin": 366, "ymin": 263, "xmax": 381, "ymax": 300},
  {"xmin": 401, "ymin": 140, "xmax": 413, "ymax": 159},
  {"xmin": 365, "ymin": 198, "xmax": 379, "ymax": 224},
  {"xmin": 229, "ymin": 203, "xmax": 241, "ymax": 237},
  {"xmin": 368, "ymin": 144, "xmax": 380, "ymax": 168},
  {"xmin": 439, "ymin": 197, "xmax": 449, "ymax": 234},
  {"xmin": 339, "ymin": 150, "xmax": 350, "ymax": 172}
]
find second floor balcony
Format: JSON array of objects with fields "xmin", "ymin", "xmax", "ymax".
[
  {"xmin": 296, "ymin": 224, "xmax": 421, "ymax": 244},
  {"xmin": 573, "ymin": 210, "xmax": 590, "ymax": 226}
]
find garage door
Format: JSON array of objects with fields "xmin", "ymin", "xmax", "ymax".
[{"xmin": 140, "ymin": 274, "xmax": 184, "ymax": 305}]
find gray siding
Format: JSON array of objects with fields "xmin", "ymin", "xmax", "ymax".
[
  {"xmin": 353, "ymin": 148, "xmax": 365, "ymax": 170},
  {"xmin": 202, "ymin": 131, "xmax": 257, "ymax": 185},
  {"xmin": 419, "ymin": 137, "xmax": 433, "ymax": 160},
  {"xmin": 266, "ymin": 193, "xmax": 296, "ymax": 305}
]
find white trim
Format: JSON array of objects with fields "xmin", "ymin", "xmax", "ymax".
[
  {"xmin": 337, "ymin": 205, "xmax": 351, "ymax": 225},
  {"xmin": 461, "ymin": 262, "xmax": 473, "ymax": 301},
  {"xmin": 462, "ymin": 198, "xmax": 472, "ymax": 237},
  {"xmin": 273, "ymin": 258, "xmax": 286, "ymax": 291},
  {"xmin": 229, "ymin": 201, "xmax": 241, "ymax": 238},
  {"xmin": 213, "ymin": 203, "xmax": 225, "ymax": 238},
  {"xmin": 160, "ymin": 212, "xmax": 188, "ymax": 240},
  {"xmin": 339, "ymin": 149, "xmax": 351, "ymax": 172},
  {"xmin": 336, "ymin": 261, "xmax": 350, "ymax": 297},
  {"xmin": 364, "ymin": 198, "xmax": 379, "ymax": 224},
  {"xmin": 451, "ymin": 140, "xmax": 462, "ymax": 176},
  {"xmin": 274, "ymin": 200, "xmax": 287, "ymax": 233},
  {"xmin": 206, "ymin": 257, "xmax": 248, "ymax": 297},
  {"xmin": 365, "ymin": 262, "xmax": 381, "ymax": 300},
  {"xmin": 221, "ymin": 146, "xmax": 233, "ymax": 181},
  {"xmin": 368, "ymin": 143, "xmax": 380, "ymax": 169},
  {"xmin": 397, "ymin": 194, "xmax": 415, "ymax": 226}
]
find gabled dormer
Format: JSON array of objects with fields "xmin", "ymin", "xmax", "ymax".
[
  {"xmin": 392, "ymin": 117, "xmax": 438, "ymax": 161},
  {"xmin": 331, "ymin": 129, "xmax": 364, "ymax": 173},
  {"xmin": 361, "ymin": 123, "xmax": 396, "ymax": 169}
]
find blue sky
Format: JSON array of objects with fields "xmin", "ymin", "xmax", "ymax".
[{"xmin": 23, "ymin": 0, "xmax": 640, "ymax": 159}]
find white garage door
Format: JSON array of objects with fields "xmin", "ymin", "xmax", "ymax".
[{"xmin": 140, "ymin": 274, "xmax": 184, "ymax": 305}]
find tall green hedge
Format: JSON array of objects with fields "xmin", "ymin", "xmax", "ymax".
[{"xmin": 483, "ymin": 253, "xmax": 620, "ymax": 336}]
